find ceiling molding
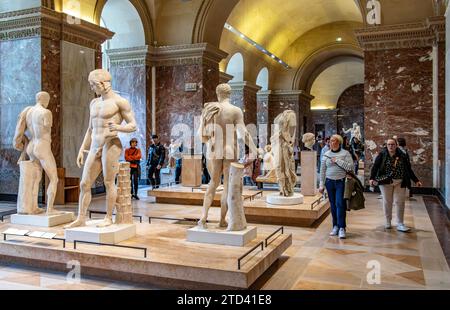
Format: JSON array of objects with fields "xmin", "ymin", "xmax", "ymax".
[{"xmin": 355, "ymin": 16, "xmax": 445, "ymax": 51}]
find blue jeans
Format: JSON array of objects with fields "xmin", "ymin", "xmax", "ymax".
[
  {"xmin": 325, "ymin": 178, "xmax": 347, "ymax": 229},
  {"xmin": 243, "ymin": 176, "xmax": 254, "ymax": 186}
]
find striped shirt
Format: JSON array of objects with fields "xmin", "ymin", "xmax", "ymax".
[{"xmin": 320, "ymin": 148, "xmax": 354, "ymax": 188}]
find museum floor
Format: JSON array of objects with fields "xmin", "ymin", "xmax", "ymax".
[{"xmin": 0, "ymin": 189, "xmax": 449, "ymax": 290}]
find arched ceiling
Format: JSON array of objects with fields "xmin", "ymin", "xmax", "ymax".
[
  {"xmin": 310, "ymin": 58, "xmax": 364, "ymax": 110},
  {"xmin": 225, "ymin": 0, "xmax": 363, "ymax": 58}
]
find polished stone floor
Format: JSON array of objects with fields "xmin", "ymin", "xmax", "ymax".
[{"xmin": 0, "ymin": 187, "xmax": 449, "ymax": 290}]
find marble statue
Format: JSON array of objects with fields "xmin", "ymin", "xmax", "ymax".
[
  {"xmin": 271, "ymin": 110, "xmax": 297, "ymax": 197},
  {"xmin": 13, "ymin": 91, "xmax": 59, "ymax": 215},
  {"xmin": 263, "ymin": 144, "xmax": 274, "ymax": 173},
  {"xmin": 343, "ymin": 123, "xmax": 362, "ymax": 141},
  {"xmin": 302, "ymin": 133, "xmax": 316, "ymax": 151},
  {"xmin": 65, "ymin": 69, "xmax": 137, "ymax": 229},
  {"xmin": 168, "ymin": 138, "xmax": 182, "ymax": 168},
  {"xmin": 198, "ymin": 83, "xmax": 259, "ymax": 231}
]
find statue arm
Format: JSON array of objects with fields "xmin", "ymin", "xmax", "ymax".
[
  {"xmin": 235, "ymin": 110, "xmax": 259, "ymax": 157},
  {"xmin": 43, "ymin": 110, "xmax": 52, "ymax": 128},
  {"xmin": 114, "ymin": 98, "xmax": 137, "ymax": 133},
  {"xmin": 78, "ymin": 101, "xmax": 95, "ymax": 154}
]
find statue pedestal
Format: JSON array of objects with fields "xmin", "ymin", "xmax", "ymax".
[
  {"xmin": 266, "ymin": 193, "xmax": 304, "ymax": 205},
  {"xmin": 301, "ymin": 151, "xmax": 318, "ymax": 196},
  {"xmin": 187, "ymin": 226, "xmax": 257, "ymax": 247},
  {"xmin": 65, "ymin": 220, "xmax": 136, "ymax": 244},
  {"xmin": 11, "ymin": 212, "xmax": 74, "ymax": 227}
]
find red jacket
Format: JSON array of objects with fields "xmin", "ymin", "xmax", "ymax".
[{"xmin": 125, "ymin": 147, "xmax": 142, "ymax": 169}]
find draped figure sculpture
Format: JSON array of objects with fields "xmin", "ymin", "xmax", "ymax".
[
  {"xmin": 271, "ymin": 110, "xmax": 297, "ymax": 197},
  {"xmin": 198, "ymin": 83, "xmax": 259, "ymax": 231}
]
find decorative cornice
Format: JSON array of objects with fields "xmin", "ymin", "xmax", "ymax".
[
  {"xmin": 149, "ymin": 43, "xmax": 228, "ymax": 67},
  {"xmin": 229, "ymin": 81, "xmax": 262, "ymax": 93},
  {"xmin": 0, "ymin": 7, "xmax": 114, "ymax": 49},
  {"xmin": 107, "ymin": 46, "xmax": 150, "ymax": 67},
  {"xmin": 355, "ymin": 16, "xmax": 446, "ymax": 51},
  {"xmin": 219, "ymin": 71, "xmax": 234, "ymax": 83},
  {"xmin": 270, "ymin": 90, "xmax": 314, "ymax": 102}
]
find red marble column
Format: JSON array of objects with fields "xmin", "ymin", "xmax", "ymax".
[
  {"xmin": 229, "ymin": 81, "xmax": 261, "ymax": 127},
  {"xmin": 310, "ymin": 109, "xmax": 338, "ymax": 139},
  {"xmin": 153, "ymin": 44, "xmax": 227, "ymax": 148},
  {"xmin": 364, "ymin": 47, "xmax": 433, "ymax": 187}
]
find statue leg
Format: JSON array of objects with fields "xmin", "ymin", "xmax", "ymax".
[
  {"xmin": 64, "ymin": 152, "xmax": 102, "ymax": 228},
  {"xmin": 36, "ymin": 145, "xmax": 59, "ymax": 214},
  {"xmin": 198, "ymin": 159, "xmax": 223, "ymax": 229},
  {"xmin": 31, "ymin": 163, "xmax": 44, "ymax": 214},
  {"xmin": 219, "ymin": 160, "xmax": 231, "ymax": 228},
  {"xmin": 97, "ymin": 139, "xmax": 122, "ymax": 228}
]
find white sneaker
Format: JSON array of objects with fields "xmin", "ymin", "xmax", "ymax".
[
  {"xmin": 385, "ymin": 222, "xmax": 392, "ymax": 229},
  {"xmin": 339, "ymin": 228, "xmax": 346, "ymax": 239},
  {"xmin": 397, "ymin": 224, "xmax": 411, "ymax": 233},
  {"xmin": 329, "ymin": 226, "xmax": 339, "ymax": 236}
]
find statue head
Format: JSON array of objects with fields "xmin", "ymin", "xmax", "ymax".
[
  {"xmin": 353, "ymin": 122, "xmax": 358, "ymax": 128},
  {"xmin": 216, "ymin": 83, "xmax": 232, "ymax": 102},
  {"xmin": 264, "ymin": 144, "xmax": 272, "ymax": 153},
  {"xmin": 88, "ymin": 69, "xmax": 112, "ymax": 95},
  {"xmin": 36, "ymin": 91, "xmax": 50, "ymax": 108},
  {"xmin": 302, "ymin": 133, "xmax": 316, "ymax": 150}
]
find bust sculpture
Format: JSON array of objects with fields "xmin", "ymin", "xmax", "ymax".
[
  {"xmin": 302, "ymin": 133, "xmax": 316, "ymax": 151},
  {"xmin": 198, "ymin": 83, "xmax": 259, "ymax": 231},
  {"xmin": 65, "ymin": 69, "xmax": 137, "ymax": 229},
  {"xmin": 13, "ymin": 91, "xmax": 59, "ymax": 215},
  {"xmin": 271, "ymin": 110, "xmax": 297, "ymax": 197}
]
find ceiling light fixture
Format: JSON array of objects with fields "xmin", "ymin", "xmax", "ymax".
[
  {"xmin": 336, "ymin": 37, "xmax": 343, "ymax": 42},
  {"xmin": 224, "ymin": 23, "xmax": 291, "ymax": 69}
]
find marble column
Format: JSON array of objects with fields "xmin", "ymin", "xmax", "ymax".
[
  {"xmin": 229, "ymin": 81, "xmax": 261, "ymax": 128},
  {"xmin": 356, "ymin": 17, "xmax": 445, "ymax": 187},
  {"xmin": 268, "ymin": 90, "xmax": 314, "ymax": 143},
  {"xmin": 107, "ymin": 46, "xmax": 151, "ymax": 179},
  {"xmin": 257, "ymin": 90, "xmax": 271, "ymax": 148},
  {"xmin": 0, "ymin": 7, "xmax": 112, "ymax": 198},
  {"xmin": 310, "ymin": 109, "xmax": 338, "ymax": 139},
  {"xmin": 151, "ymin": 43, "xmax": 228, "ymax": 152}
]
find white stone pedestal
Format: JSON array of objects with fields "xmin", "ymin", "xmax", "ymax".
[
  {"xmin": 11, "ymin": 212, "xmax": 74, "ymax": 227},
  {"xmin": 301, "ymin": 151, "xmax": 318, "ymax": 196},
  {"xmin": 187, "ymin": 226, "xmax": 257, "ymax": 247},
  {"xmin": 65, "ymin": 220, "xmax": 136, "ymax": 244},
  {"xmin": 266, "ymin": 193, "xmax": 304, "ymax": 205}
]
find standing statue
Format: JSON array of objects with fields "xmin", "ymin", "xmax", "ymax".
[
  {"xmin": 13, "ymin": 91, "xmax": 59, "ymax": 215},
  {"xmin": 271, "ymin": 110, "xmax": 297, "ymax": 197},
  {"xmin": 343, "ymin": 123, "xmax": 362, "ymax": 141},
  {"xmin": 302, "ymin": 133, "xmax": 316, "ymax": 151},
  {"xmin": 65, "ymin": 69, "xmax": 137, "ymax": 229},
  {"xmin": 262, "ymin": 144, "xmax": 274, "ymax": 175},
  {"xmin": 168, "ymin": 138, "xmax": 182, "ymax": 168},
  {"xmin": 198, "ymin": 83, "xmax": 258, "ymax": 231}
]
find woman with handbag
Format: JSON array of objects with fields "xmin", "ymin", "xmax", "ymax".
[
  {"xmin": 319, "ymin": 134, "xmax": 354, "ymax": 239},
  {"xmin": 369, "ymin": 139, "xmax": 422, "ymax": 232}
]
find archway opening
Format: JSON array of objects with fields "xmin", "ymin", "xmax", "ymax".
[
  {"xmin": 226, "ymin": 53, "xmax": 244, "ymax": 82},
  {"xmin": 256, "ymin": 67, "xmax": 269, "ymax": 91}
]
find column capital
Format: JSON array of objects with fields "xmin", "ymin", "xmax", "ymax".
[
  {"xmin": 107, "ymin": 46, "xmax": 150, "ymax": 67},
  {"xmin": 229, "ymin": 81, "xmax": 262, "ymax": 93},
  {"xmin": 219, "ymin": 71, "xmax": 234, "ymax": 84},
  {"xmin": 0, "ymin": 7, "xmax": 113, "ymax": 49},
  {"xmin": 149, "ymin": 43, "xmax": 228, "ymax": 68},
  {"xmin": 270, "ymin": 90, "xmax": 314, "ymax": 102}
]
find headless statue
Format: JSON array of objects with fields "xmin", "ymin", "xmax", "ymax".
[
  {"xmin": 13, "ymin": 91, "xmax": 59, "ymax": 215},
  {"xmin": 198, "ymin": 83, "xmax": 259, "ymax": 230},
  {"xmin": 343, "ymin": 123, "xmax": 362, "ymax": 141},
  {"xmin": 65, "ymin": 69, "xmax": 137, "ymax": 229}
]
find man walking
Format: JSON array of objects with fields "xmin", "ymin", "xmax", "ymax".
[{"xmin": 125, "ymin": 138, "xmax": 142, "ymax": 199}]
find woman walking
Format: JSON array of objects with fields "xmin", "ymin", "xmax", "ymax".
[
  {"xmin": 370, "ymin": 138, "xmax": 422, "ymax": 232},
  {"xmin": 319, "ymin": 135, "xmax": 354, "ymax": 239}
]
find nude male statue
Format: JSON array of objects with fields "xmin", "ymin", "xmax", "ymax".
[
  {"xmin": 65, "ymin": 69, "xmax": 137, "ymax": 228},
  {"xmin": 198, "ymin": 83, "xmax": 259, "ymax": 230},
  {"xmin": 13, "ymin": 91, "xmax": 59, "ymax": 215}
]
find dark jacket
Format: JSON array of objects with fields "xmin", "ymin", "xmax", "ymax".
[
  {"xmin": 147, "ymin": 143, "xmax": 166, "ymax": 167},
  {"xmin": 344, "ymin": 176, "xmax": 365, "ymax": 211},
  {"xmin": 370, "ymin": 148, "xmax": 419, "ymax": 189}
]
